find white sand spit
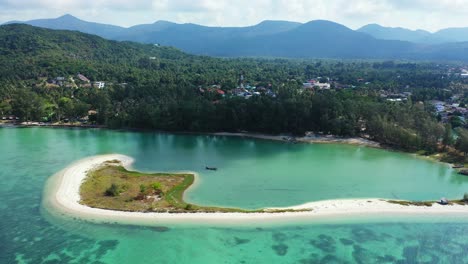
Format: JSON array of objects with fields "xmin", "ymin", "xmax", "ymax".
[{"xmin": 43, "ymin": 154, "xmax": 468, "ymax": 226}]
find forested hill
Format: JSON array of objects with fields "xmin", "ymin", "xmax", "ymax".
[
  {"xmin": 0, "ymin": 24, "xmax": 466, "ymax": 155},
  {"xmin": 0, "ymin": 24, "xmax": 188, "ymax": 62},
  {"xmin": 0, "ymin": 24, "xmax": 194, "ymax": 81}
]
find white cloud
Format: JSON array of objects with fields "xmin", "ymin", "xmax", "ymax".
[{"xmin": 1, "ymin": 0, "xmax": 468, "ymax": 31}]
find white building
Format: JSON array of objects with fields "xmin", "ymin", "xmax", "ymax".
[
  {"xmin": 315, "ymin": 83, "xmax": 331, "ymax": 89},
  {"xmin": 304, "ymin": 82, "xmax": 331, "ymax": 89},
  {"xmin": 94, "ymin": 82, "xmax": 105, "ymax": 89}
]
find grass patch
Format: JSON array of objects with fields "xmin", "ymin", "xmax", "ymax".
[
  {"xmin": 387, "ymin": 200, "xmax": 434, "ymax": 207},
  {"xmin": 80, "ymin": 165, "xmax": 192, "ymax": 212},
  {"xmin": 80, "ymin": 163, "xmax": 311, "ymax": 214},
  {"xmin": 388, "ymin": 199, "xmax": 468, "ymax": 206}
]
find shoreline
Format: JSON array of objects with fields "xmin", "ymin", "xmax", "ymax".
[
  {"xmin": 43, "ymin": 154, "xmax": 468, "ymax": 227},
  {"xmin": 211, "ymin": 132, "xmax": 381, "ymax": 148},
  {"xmin": 0, "ymin": 121, "xmax": 105, "ymax": 129},
  {"xmin": 1, "ymin": 122, "xmax": 380, "ymax": 148},
  {"xmin": 7, "ymin": 124, "xmax": 463, "ymax": 172}
]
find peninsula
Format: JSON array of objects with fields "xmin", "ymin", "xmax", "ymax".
[{"xmin": 78, "ymin": 158, "xmax": 302, "ymax": 213}]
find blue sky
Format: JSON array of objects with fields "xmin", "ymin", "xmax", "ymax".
[{"xmin": 1, "ymin": 0, "xmax": 468, "ymax": 31}]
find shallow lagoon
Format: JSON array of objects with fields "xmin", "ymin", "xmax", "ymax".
[{"xmin": 1, "ymin": 127, "xmax": 467, "ymax": 263}]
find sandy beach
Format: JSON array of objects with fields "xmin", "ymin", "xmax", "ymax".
[
  {"xmin": 43, "ymin": 154, "xmax": 468, "ymax": 226},
  {"xmin": 212, "ymin": 132, "xmax": 381, "ymax": 148}
]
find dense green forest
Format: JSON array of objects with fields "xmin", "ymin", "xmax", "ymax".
[{"xmin": 1, "ymin": 24, "xmax": 468, "ymax": 156}]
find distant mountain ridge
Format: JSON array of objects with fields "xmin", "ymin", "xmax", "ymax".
[
  {"xmin": 4, "ymin": 15, "xmax": 468, "ymax": 61},
  {"xmin": 357, "ymin": 24, "xmax": 432, "ymax": 43},
  {"xmin": 358, "ymin": 24, "xmax": 468, "ymax": 44},
  {"xmin": 4, "ymin": 14, "xmax": 125, "ymax": 39}
]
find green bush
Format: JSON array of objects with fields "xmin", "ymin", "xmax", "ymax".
[
  {"xmin": 151, "ymin": 182, "xmax": 163, "ymax": 194},
  {"xmin": 139, "ymin": 184, "xmax": 147, "ymax": 194},
  {"xmin": 105, "ymin": 183, "xmax": 120, "ymax": 197},
  {"xmin": 464, "ymin": 193, "xmax": 468, "ymax": 202},
  {"xmin": 185, "ymin": 204, "xmax": 193, "ymax": 210},
  {"xmin": 151, "ymin": 182, "xmax": 162, "ymax": 191}
]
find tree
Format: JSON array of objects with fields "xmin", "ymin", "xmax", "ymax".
[
  {"xmin": 11, "ymin": 90, "xmax": 45, "ymax": 121},
  {"xmin": 105, "ymin": 183, "xmax": 120, "ymax": 197},
  {"xmin": 450, "ymin": 116, "xmax": 464, "ymax": 128},
  {"xmin": 442, "ymin": 124, "xmax": 454, "ymax": 149},
  {"xmin": 455, "ymin": 128, "xmax": 468, "ymax": 156},
  {"xmin": 0, "ymin": 100, "xmax": 11, "ymax": 116}
]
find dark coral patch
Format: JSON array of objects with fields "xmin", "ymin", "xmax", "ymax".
[
  {"xmin": 309, "ymin": 234, "xmax": 336, "ymax": 253},
  {"xmin": 339, "ymin": 238, "xmax": 354, "ymax": 246},
  {"xmin": 351, "ymin": 227, "xmax": 379, "ymax": 243},
  {"xmin": 272, "ymin": 232, "xmax": 287, "ymax": 242},
  {"xmin": 234, "ymin": 237, "xmax": 251, "ymax": 245},
  {"xmin": 94, "ymin": 240, "xmax": 119, "ymax": 259},
  {"xmin": 272, "ymin": 244, "xmax": 288, "ymax": 256}
]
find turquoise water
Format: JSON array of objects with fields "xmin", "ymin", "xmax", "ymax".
[{"xmin": 1, "ymin": 127, "xmax": 468, "ymax": 263}]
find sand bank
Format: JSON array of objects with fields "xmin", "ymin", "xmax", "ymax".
[
  {"xmin": 212, "ymin": 132, "xmax": 381, "ymax": 148},
  {"xmin": 43, "ymin": 154, "xmax": 467, "ymax": 226}
]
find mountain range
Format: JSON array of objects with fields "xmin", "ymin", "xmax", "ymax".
[
  {"xmin": 357, "ymin": 24, "xmax": 468, "ymax": 44},
  {"xmin": 3, "ymin": 14, "xmax": 468, "ymax": 61}
]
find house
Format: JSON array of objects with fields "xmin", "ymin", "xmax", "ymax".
[
  {"xmin": 430, "ymin": 101, "xmax": 445, "ymax": 113},
  {"xmin": 50, "ymin": 77, "xmax": 66, "ymax": 86},
  {"xmin": 94, "ymin": 82, "xmax": 105, "ymax": 89},
  {"xmin": 88, "ymin": 110, "xmax": 98, "ymax": 115},
  {"xmin": 315, "ymin": 83, "xmax": 331, "ymax": 90},
  {"xmin": 232, "ymin": 87, "xmax": 247, "ymax": 96},
  {"xmin": 77, "ymin": 74, "xmax": 90, "ymax": 83},
  {"xmin": 304, "ymin": 82, "xmax": 331, "ymax": 90},
  {"xmin": 303, "ymin": 79, "xmax": 331, "ymax": 90}
]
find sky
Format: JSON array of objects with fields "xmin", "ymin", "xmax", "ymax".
[{"xmin": 1, "ymin": 0, "xmax": 468, "ymax": 31}]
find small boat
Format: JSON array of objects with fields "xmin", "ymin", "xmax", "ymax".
[
  {"xmin": 205, "ymin": 166, "xmax": 217, "ymax": 171},
  {"xmin": 453, "ymin": 164, "xmax": 464, "ymax": 169},
  {"xmin": 439, "ymin": 197, "xmax": 449, "ymax": 205}
]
